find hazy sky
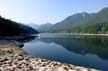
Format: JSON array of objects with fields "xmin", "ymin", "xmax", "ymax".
[{"xmin": 0, "ymin": 0, "xmax": 108, "ymax": 25}]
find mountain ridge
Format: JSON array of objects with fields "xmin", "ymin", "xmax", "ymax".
[
  {"xmin": 47, "ymin": 7, "xmax": 108, "ymax": 33},
  {"xmin": 26, "ymin": 7, "xmax": 108, "ymax": 34}
]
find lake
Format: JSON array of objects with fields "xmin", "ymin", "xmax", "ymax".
[{"xmin": 22, "ymin": 33, "xmax": 108, "ymax": 70}]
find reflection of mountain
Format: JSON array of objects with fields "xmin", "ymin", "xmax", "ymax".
[{"xmin": 41, "ymin": 36, "xmax": 108, "ymax": 60}]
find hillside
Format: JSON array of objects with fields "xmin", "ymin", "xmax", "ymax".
[
  {"xmin": 26, "ymin": 23, "xmax": 40, "ymax": 30},
  {"xmin": 0, "ymin": 16, "xmax": 38, "ymax": 36},
  {"xmin": 51, "ymin": 12, "xmax": 94, "ymax": 32},
  {"xmin": 44, "ymin": 7, "xmax": 108, "ymax": 33},
  {"xmin": 27, "ymin": 23, "xmax": 53, "ymax": 33},
  {"xmin": 79, "ymin": 7, "xmax": 108, "ymax": 27},
  {"xmin": 80, "ymin": 22, "xmax": 108, "ymax": 34},
  {"xmin": 37, "ymin": 23, "xmax": 53, "ymax": 32}
]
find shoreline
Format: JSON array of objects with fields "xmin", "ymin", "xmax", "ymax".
[
  {"xmin": 0, "ymin": 35, "xmax": 37, "ymax": 40},
  {"xmin": 71, "ymin": 33, "xmax": 108, "ymax": 36},
  {"xmin": 0, "ymin": 41, "xmax": 99, "ymax": 71},
  {"xmin": 42, "ymin": 33, "xmax": 108, "ymax": 36}
]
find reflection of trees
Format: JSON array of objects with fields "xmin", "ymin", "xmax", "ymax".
[
  {"xmin": 42, "ymin": 36, "xmax": 108, "ymax": 60},
  {"xmin": 17, "ymin": 36, "xmax": 37, "ymax": 43},
  {"xmin": 81, "ymin": 36, "xmax": 108, "ymax": 48},
  {"xmin": 80, "ymin": 36, "xmax": 108, "ymax": 60},
  {"xmin": 50, "ymin": 37, "xmax": 88, "ymax": 55}
]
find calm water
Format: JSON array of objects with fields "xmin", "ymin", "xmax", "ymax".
[{"xmin": 22, "ymin": 33, "xmax": 108, "ymax": 70}]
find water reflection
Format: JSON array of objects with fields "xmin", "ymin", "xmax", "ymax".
[
  {"xmin": 23, "ymin": 34, "xmax": 108, "ymax": 70},
  {"xmin": 40, "ymin": 36, "xmax": 108, "ymax": 60},
  {"xmin": 17, "ymin": 35, "xmax": 37, "ymax": 43}
]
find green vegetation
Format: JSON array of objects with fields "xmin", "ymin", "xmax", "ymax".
[
  {"xmin": 80, "ymin": 22, "xmax": 108, "ymax": 34},
  {"xmin": 0, "ymin": 16, "xmax": 38, "ymax": 36}
]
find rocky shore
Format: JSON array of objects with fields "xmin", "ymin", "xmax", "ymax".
[{"xmin": 0, "ymin": 42, "xmax": 100, "ymax": 71}]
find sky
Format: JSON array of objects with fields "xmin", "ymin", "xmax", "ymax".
[{"xmin": 0, "ymin": 0, "xmax": 108, "ymax": 25}]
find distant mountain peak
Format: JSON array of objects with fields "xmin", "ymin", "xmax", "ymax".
[
  {"xmin": 81, "ymin": 12, "xmax": 88, "ymax": 14},
  {"xmin": 80, "ymin": 12, "xmax": 89, "ymax": 18},
  {"xmin": 44, "ymin": 23, "xmax": 52, "ymax": 25},
  {"xmin": 101, "ymin": 7, "xmax": 108, "ymax": 10},
  {"xmin": 99, "ymin": 7, "xmax": 108, "ymax": 13}
]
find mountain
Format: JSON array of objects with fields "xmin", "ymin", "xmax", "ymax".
[
  {"xmin": 26, "ymin": 23, "xmax": 40, "ymax": 30},
  {"xmin": 37, "ymin": 23, "xmax": 53, "ymax": 32},
  {"xmin": 27, "ymin": 23, "xmax": 53, "ymax": 33},
  {"xmin": 49, "ymin": 12, "xmax": 94, "ymax": 32},
  {"xmin": 46, "ymin": 7, "xmax": 108, "ymax": 33},
  {"xmin": 79, "ymin": 7, "xmax": 108, "ymax": 27},
  {"xmin": 0, "ymin": 16, "xmax": 38, "ymax": 36}
]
